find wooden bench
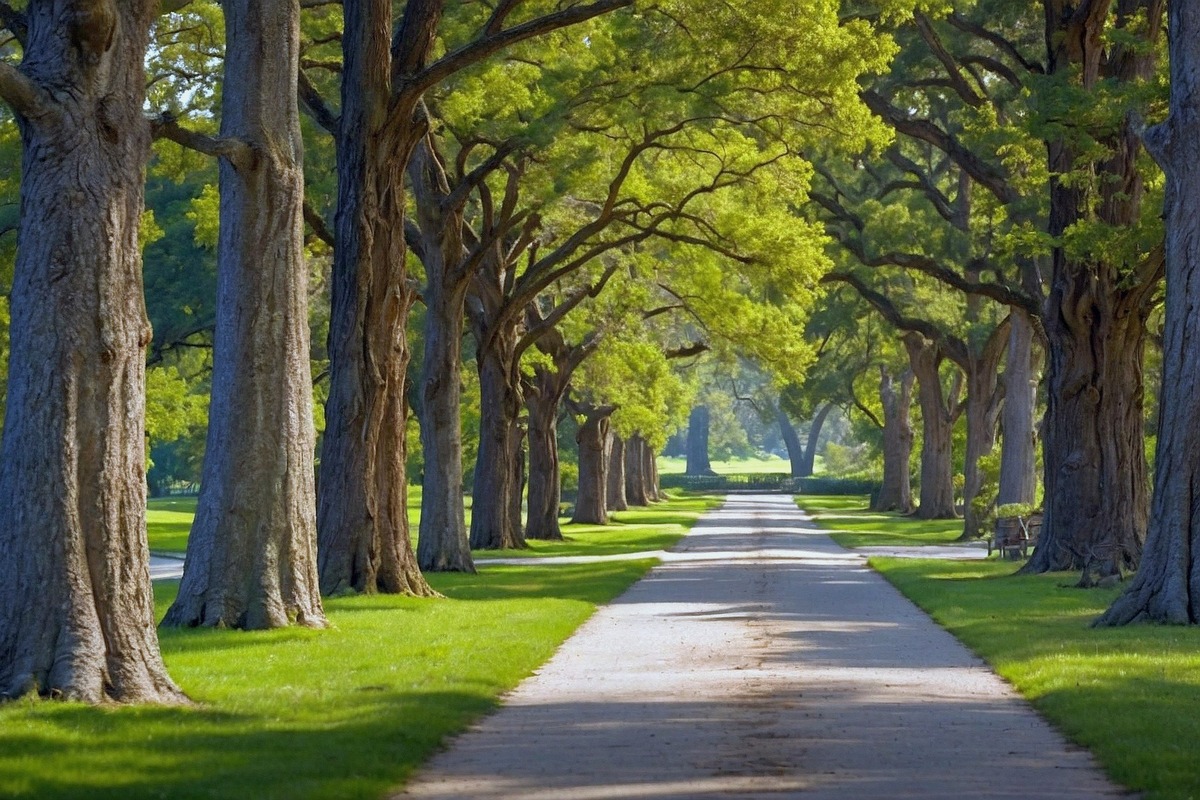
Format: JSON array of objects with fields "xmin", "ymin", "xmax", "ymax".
[{"xmin": 989, "ymin": 513, "xmax": 1042, "ymax": 559}]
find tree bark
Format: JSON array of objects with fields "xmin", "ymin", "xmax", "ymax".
[
  {"xmin": 958, "ymin": 321, "xmax": 1009, "ymax": 540},
  {"xmin": 164, "ymin": 0, "xmax": 326, "ymax": 630},
  {"xmin": 607, "ymin": 432, "xmax": 628, "ymax": 511},
  {"xmin": 996, "ymin": 309, "xmax": 1038, "ymax": 507},
  {"xmin": 469, "ymin": 318, "xmax": 525, "ymax": 550},
  {"xmin": 685, "ymin": 406, "xmax": 715, "ymax": 475},
  {"xmin": 572, "ymin": 405, "xmax": 614, "ymax": 524},
  {"xmin": 316, "ymin": 0, "xmax": 432, "ymax": 597},
  {"xmin": 0, "ymin": 2, "xmax": 186, "ymax": 703},
  {"xmin": 525, "ymin": 367, "xmax": 567, "ymax": 540},
  {"xmin": 644, "ymin": 437, "xmax": 661, "ymax": 501},
  {"xmin": 873, "ymin": 366, "xmax": 915, "ymax": 513},
  {"xmin": 904, "ymin": 333, "xmax": 959, "ymax": 520},
  {"xmin": 625, "ymin": 435, "xmax": 651, "ymax": 505},
  {"xmin": 799, "ymin": 404, "xmax": 833, "ymax": 478},
  {"xmin": 1025, "ymin": 0, "xmax": 1163, "ymax": 582},
  {"xmin": 777, "ymin": 410, "xmax": 804, "ymax": 477},
  {"xmin": 1100, "ymin": 5, "xmax": 1200, "ymax": 622}
]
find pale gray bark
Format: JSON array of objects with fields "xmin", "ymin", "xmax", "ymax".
[
  {"xmin": 164, "ymin": 0, "xmax": 326, "ymax": 630},
  {"xmin": 1099, "ymin": 2, "xmax": 1200, "ymax": 624},
  {"xmin": 644, "ymin": 437, "xmax": 661, "ymax": 501},
  {"xmin": 625, "ymin": 435, "xmax": 650, "ymax": 505},
  {"xmin": 777, "ymin": 410, "xmax": 804, "ymax": 477},
  {"xmin": 799, "ymin": 404, "xmax": 833, "ymax": 478},
  {"xmin": 904, "ymin": 333, "xmax": 959, "ymax": 520},
  {"xmin": 873, "ymin": 366, "xmax": 915, "ymax": 513},
  {"xmin": 0, "ymin": 1, "xmax": 185, "ymax": 703},
  {"xmin": 685, "ymin": 406, "xmax": 715, "ymax": 475},
  {"xmin": 959, "ymin": 320, "xmax": 1009, "ymax": 540},
  {"xmin": 572, "ymin": 403, "xmax": 615, "ymax": 524},
  {"xmin": 607, "ymin": 432, "xmax": 628, "ymax": 511},
  {"xmin": 996, "ymin": 309, "xmax": 1038, "ymax": 507}
]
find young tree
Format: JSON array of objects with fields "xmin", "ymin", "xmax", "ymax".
[
  {"xmin": 1098, "ymin": 2, "xmax": 1200, "ymax": 624},
  {"xmin": 0, "ymin": 2, "xmax": 185, "ymax": 703}
]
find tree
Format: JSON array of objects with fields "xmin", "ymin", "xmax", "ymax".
[
  {"xmin": 684, "ymin": 406, "xmax": 715, "ymax": 475},
  {"xmin": 0, "ymin": 2, "xmax": 185, "ymax": 703},
  {"xmin": 160, "ymin": 0, "xmax": 327, "ymax": 630},
  {"xmin": 1098, "ymin": 2, "xmax": 1200, "ymax": 624}
]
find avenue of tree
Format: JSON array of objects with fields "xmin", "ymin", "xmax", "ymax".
[{"xmin": 1, "ymin": 0, "xmax": 1199, "ymax": 703}]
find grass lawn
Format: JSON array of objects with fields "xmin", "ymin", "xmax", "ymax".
[
  {"xmin": 803, "ymin": 500, "xmax": 1200, "ymax": 799},
  {"xmin": 0, "ymin": 494, "xmax": 718, "ymax": 800},
  {"xmin": 796, "ymin": 495, "xmax": 963, "ymax": 547},
  {"xmin": 657, "ymin": 454, "xmax": 797, "ymax": 475}
]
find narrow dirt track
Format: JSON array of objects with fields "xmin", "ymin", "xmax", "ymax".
[{"xmin": 399, "ymin": 494, "xmax": 1127, "ymax": 800}]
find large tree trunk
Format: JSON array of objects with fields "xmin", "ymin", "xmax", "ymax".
[
  {"xmin": 469, "ymin": 327, "xmax": 525, "ymax": 550},
  {"xmin": 799, "ymin": 404, "xmax": 833, "ymax": 478},
  {"xmin": 607, "ymin": 432, "xmax": 628, "ymax": 511},
  {"xmin": 164, "ymin": 0, "xmax": 326, "ymax": 630},
  {"xmin": 873, "ymin": 366, "xmax": 915, "ymax": 514},
  {"xmin": 1025, "ymin": 0, "xmax": 1162, "ymax": 583},
  {"xmin": 525, "ymin": 374, "xmax": 566, "ymax": 540},
  {"xmin": 625, "ymin": 435, "xmax": 651, "ymax": 506},
  {"xmin": 958, "ymin": 321, "xmax": 1009, "ymax": 541},
  {"xmin": 644, "ymin": 437, "xmax": 661, "ymax": 501},
  {"xmin": 0, "ymin": 3, "xmax": 185, "ymax": 703},
  {"xmin": 996, "ymin": 310, "xmax": 1038, "ymax": 507},
  {"xmin": 316, "ymin": 0, "xmax": 432, "ymax": 597},
  {"xmin": 685, "ymin": 406, "xmax": 715, "ymax": 475},
  {"xmin": 1100, "ymin": 11, "xmax": 1200, "ymax": 622},
  {"xmin": 904, "ymin": 333, "xmax": 959, "ymax": 520},
  {"xmin": 777, "ymin": 410, "xmax": 804, "ymax": 477},
  {"xmin": 572, "ymin": 407, "xmax": 613, "ymax": 524}
]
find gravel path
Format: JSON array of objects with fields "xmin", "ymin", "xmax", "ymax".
[{"xmin": 399, "ymin": 494, "xmax": 1127, "ymax": 800}]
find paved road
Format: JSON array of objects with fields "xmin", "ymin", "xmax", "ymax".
[{"xmin": 399, "ymin": 494, "xmax": 1125, "ymax": 800}]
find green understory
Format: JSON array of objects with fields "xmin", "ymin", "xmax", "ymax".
[
  {"xmin": 803, "ymin": 498, "xmax": 1200, "ymax": 800},
  {"xmin": 797, "ymin": 494, "xmax": 962, "ymax": 547},
  {"xmin": 0, "ymin": 495, "xmax": 716, "ymax": 799}
]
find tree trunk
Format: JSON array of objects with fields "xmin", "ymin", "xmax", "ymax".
[
  {"xmin": 572, "ymin": 408, "xmax": 612, "ymax": 524},
  {"xmin": 469, "ymin": 328, "xmax": 525, "ymax": 550},
  {"xmin": 1025, "ymin": 0, "xmax": 1162, "ymax": 584},
  {"xmin": 996, "ymin": 309, "xmax": 1038, "ymax": 507},
  {"xmin": 777, "ymin": 410, "xmax": 804, "ymax": 477},
  {"xmin": 164, "ymin": 0, "xmax": 326, "ymax": 630},
  {"xmin": 415, "ymin": 276, "xmax": 474, "ymax": 572},
  {"xmin": 904, "ymin": 333, "xmax": 958, "ymax": 520},
  {"xmin": 607, "ymin": 432, "xmax": 628, "ymax": 511},
  {"xmin": 316, "ymin": 0, "xmax": 432, "ymax": 597},
  {"xmin": 1100, "ymin": 10, "xmax": 1200, "ymax": 622},
  {"xmin": 873, "ymin": 366, "xmax": 915, "ymax": 514},
  {"xmin": 685, "ymin": 406, "xmax": 715, "ymax": 475},
  {"xmin": 510, "ymin": 422, "xmax": 527, "ymax": 535},
  {"xmin": 625, "ymin": 435, "xmax": 650, "ymax": 506},
  {"xmin": 644, "ymin": 437, "xmax": 661, "ymax": 501},
  {"xmin": 799, "ymin": 404, "xmax": 833, "ymax": 478},
  {"xmin": 525, "ymin": 374, "xmax": 566, "ymax": 540},
  {"xmin": 958, "ymin": 321, "xmax": 1009, "ymax": 541},
  {"xmin": 0, "ymin": 3, "xmax": 186, "ymax": 703}
]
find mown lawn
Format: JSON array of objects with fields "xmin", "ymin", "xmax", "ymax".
[
  {"xmin": 657, "ymin": 454, "xmax": 800, "ymax": 475},
  {"xmin": 0, "ymin": 494, "xmax": 718, "ymax": 799},
  {"xmin": 804, "ymin": 500, "xmax": 1200, "ymax": 800},
  {"xmin": 797, "ymin": 494, "xmax": 962, "ymax": 547}
]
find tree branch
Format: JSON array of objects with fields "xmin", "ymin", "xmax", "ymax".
[
  {"xmin": 297, "ymin": 69, "xmax": 339, "ymax": 136},
  {"xmin": 152, "ymin": 113, "xmax": 255, "ymax": 170},
  {"xmin": 0, "ymin": 62, "xmax": 54, "ymax": 122},
  {"xmin": 303, "ymin": 201, "xmax": 335, "ymax": 247}
]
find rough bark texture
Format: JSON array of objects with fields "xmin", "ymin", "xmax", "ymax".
[
  {"xmin": 316, "ymin": 0, "xmax": 433, "ymax": 597},
  {"xmin": 625, "ymin": 435, "xmax": 651, "ymax": 506},
  {"xmin": 958, "ymin": 321, "xmax": 1009, "ymax": 540},
  {"xmin": 799, "ymin": 404, "xmax": 833, "ymax": 478},
  {"xmin": 607, "ymin": 432, "xmax": 628, "ymax": 511},
  {"xmin": 1098, "ymin": 2, "xmax": 1198, "ymax": 624},
  {"xmin": 0, "ymin": 2, "xmax": 186, "ymax": 703},
  {"xmin": 164, "ymin": 0, "xmax": 326, "ymax": 630},
  {"xmin": 904, "ymin": 333, "xmax": 959, "ymax": 520},
  {"xmin": 873, "ymin": 367, "xmax": 915, "ymax": 514},
  {"xmin": 572, "ymin": 405, "xmax": 614, "ymax": 524},
  {"xmin": 777, "ymin": 410, "xmax": 804, "ymax": 477},
  {"xmin": 469, "ymin": 316, "xmax": 525, "ymax": 550},
  {"xmin": 525, "ymin": 367, "xmax": 567, "ymax": 540},
  {"xmin": 996, "ymin": 310, "xmax": 1038, "ymax": 507},
  {"xmin": 1026, "ymin": 0, "xmax": 1163, "ymax": 581},
  {"xmin": 643, "ymin": 438, "xmax": 661, "ymax": 501},
  {"xmin": 685, "ymin": 406, "xmax": 715, "ymax": 475}
]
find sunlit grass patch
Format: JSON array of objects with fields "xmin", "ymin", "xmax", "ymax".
[{"xmin": 797, "ymin": 494, "xmax": 962, "ymax": 547}]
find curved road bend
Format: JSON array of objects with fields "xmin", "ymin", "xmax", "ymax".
[{"xmin": 399, "ymin": 493, "xmax": 1125, "ymax": 800}]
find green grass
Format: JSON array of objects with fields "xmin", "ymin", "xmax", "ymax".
[
  {"xmin": 657, "ymin": 454, "xmax": 795, "ymax": 475},
  {"xmin": 1, "ymin": 494, "xmax": 716, "ymax": 800},
  {"xmin": 474, "ymin": 494, "xmax": 724, "ymax": 560},
  {"xmin": 803, "ymin": 500, "xmax": 1200, "ymax": 799},
  {"xmin": 147, "ymin": 497, "xmax": 197, "ymax": 554},
  {"xmin": 797, "ymin": 495, "xmax": 963, "ymax": 547}
]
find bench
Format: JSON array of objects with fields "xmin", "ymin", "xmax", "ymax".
[{"xmin": 989, "ymin": 513, "xmax": 1042, "ymax": 559}]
